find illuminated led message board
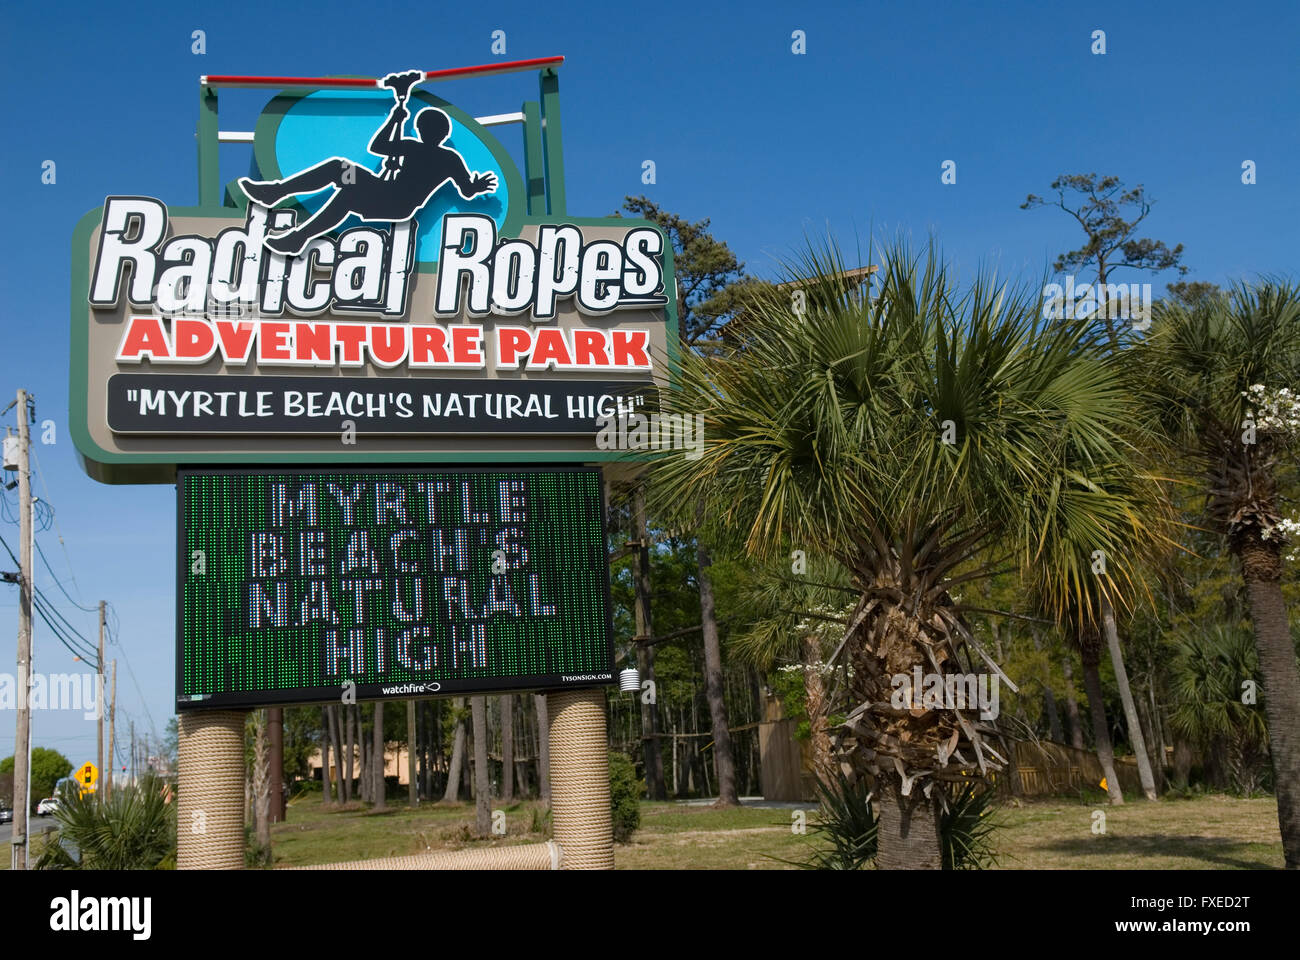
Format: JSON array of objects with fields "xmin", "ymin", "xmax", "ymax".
[{"xmin": 177, "ymin": 466, "xmax": 614, "ymax": 710}]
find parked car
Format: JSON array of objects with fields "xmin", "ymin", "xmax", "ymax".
[
  {"xmin": 0, "ymin": 807, "xmax": 13, "ymax": 823},
  {"xmin": 36, "ymin": 797, "xmax": 59, "ymax": 816}
]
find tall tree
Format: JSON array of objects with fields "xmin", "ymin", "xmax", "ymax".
[
  {"xmin": 1029, "ymin": 629, "xmax": 1065, "ymax": 743},
  {"xmin": 500, "ymin": 695, "xmax": 514, "ymax": 804},
  {"xmin": 343, "ymin": 703, "xmax": 354, "ymax": 803},
  {"xmin": 371, "ymin": 701, "xmax": 386, "ymax": 810},
  {"xmin": 443, "ymin": 697, "xmax": 467, "ymax": 803},
  {"xmin": 696, "ymin": 539, "xmax": 739, "ymax": 805},
  {"xmin": 535, "ymin": 694, "xmax": 551, "ymax": 806},
  {"xmin": 471, "ymin": 696, "xmax": 491, "ymax": 836},
  {"xmin": 1144, "ymin": 281, "xmax": 1300, "ymax": 867},
  {"xmin": 632, "ymin": 484, "xmax": 667, "ymax": 799},
  {"xmin": 1102, "ymin": 596, "xmax": 1159, "ymax": 799},
  {"xmin": 250, "ymin": 710, "xmax": 272, "ymax": 851},
  {"xmin": 407, "ymin": 700, "xmax": 417, "ymax": 806},
  {"xmin": 728, "ymin": 554, "xmax": 854, "ymax": 787},
  {"xmin": 1078, "ymin": 629, "xmax": 1125, "ymax": 803},
  {"xmin": 1023, "ymin": 173, "xmax": 1183, "ymax": 796},
  {"xmin": 621, "ymin": 197, "xmax": 760, "ymax": 801},
  {"xmin": 358, "ymin": 707, "xmax": 370, "ymax": 803},
  {"xmin": 1022, "ymin": 173, "xmax": 1187, "ymax": 349},
  {"xmin": 618, "ymin": 196, "xmax": 758, "ymax": 348},
  {"xmin": 656, "ymin": 240, "xmax": 1168, "ymax": 867},
  {"xmin": 320, "ymin": 706, "xmax": 334, "ymax": 804},
  {"xmin": 1060, "ymin": 657, "xmax": 1085, "ymax": 749}
]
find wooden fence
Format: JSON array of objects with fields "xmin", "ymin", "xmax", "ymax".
[{"xmin": 997, "ymin": 739, "xmax": 1145, "ymax": 798}]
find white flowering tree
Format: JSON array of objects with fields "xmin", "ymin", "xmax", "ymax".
[{"xmin": 1145, "ymin": 281, "xmax": 1300, "ymax": 868}]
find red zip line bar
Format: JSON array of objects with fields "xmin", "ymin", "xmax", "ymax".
[{"xmin": 201, "ymin": 55, "xmax": 564, "ymax": 89}]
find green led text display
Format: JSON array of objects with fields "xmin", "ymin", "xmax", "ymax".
[{"xmin": 179, "ymin": 468, "xmax": 614, "ymax": 708}]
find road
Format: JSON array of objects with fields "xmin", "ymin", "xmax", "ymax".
[{"xmin": 0, "ymin": 818, "xmax": 59, "ymax": 847}]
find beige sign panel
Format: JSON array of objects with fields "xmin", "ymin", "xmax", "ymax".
[{"xmin": 72, "ymin": 200, "xmax": 678, "ymax": 481}]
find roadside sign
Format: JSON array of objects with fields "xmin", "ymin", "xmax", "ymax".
[{"xmin": 177, "ymin": 465, "xmax": 615, "ymax": 709}]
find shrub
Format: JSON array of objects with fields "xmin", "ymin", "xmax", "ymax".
[
  {"xmin": 608, "ymin": 751, "xmax": 642, "ymax": 842},
  {"xmin": 34, "ymin": 774, "xmax": 175, "ymax": 870},
  {"xmin": 794, "ymin": 773, "xmax": 999, "ymax": 870},
  {"xmin": 798, "ymin": 768, "xmax": 877, "ymax": 869}
]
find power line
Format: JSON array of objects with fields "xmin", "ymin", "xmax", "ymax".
[
  {"xmin": 30, "ymin": 443, "xmax": 94, "ymax": 609},
  {"xmin": 32, "ymin": 592, "xmax": 99, "ymax": 664},
  {"xmin": 35, "ymin": 539, "xmax": 97, "ymax": 613},
  {"xmin": 4, "ymin": 450, "xmax": 158, "ymax": 747},
  {"xmin": 31, "ymin": 576, "xmax": 97, "ymax": 651},
  {"xmin": 116, "ymin": 647, "xmax": 157, "ymax": 741},
  {"xmin": 1, "ymin": 533, "xmax": 99, "ymax": 664}
]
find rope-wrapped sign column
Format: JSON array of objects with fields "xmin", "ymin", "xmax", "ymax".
[
  {"xmin": 547, "ymin": 688, "xmax": 613, "ymax": 869},
  {"xmin": 178, "ymin": 710, "xmax": 246, "ymax": 870}
]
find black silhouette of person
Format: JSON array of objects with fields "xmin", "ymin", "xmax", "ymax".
[{"xmin": 239, "ymin": 70, "xmax": 498, "ymax": 256}]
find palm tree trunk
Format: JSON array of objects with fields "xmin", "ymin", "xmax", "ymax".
[
  {"xmin": 1061, "ymin": 657, "xmax": 1085, "ymax": 749},
  {"xmin": 1079, "ymin": 638, "xmax": 1124, "ymax": 804},
  {"xmin": 534, "ymin": 694, "xmax": 551, "ymax": 806},
  {"xmin": 875, "ymin": 781, "xmax": 942, "ymax": 869},
  {"xmin": 443, "ymin": 697, "xmax": 466, "ymax": 803},
  {"xmin": 471, "ymin": 696, "xmax": 491, "ymax": 836},
  {"xmin": 500, "ymin": 695, "xmax": 514, "ymax": 804},
  {"xmin": 1237, "ymin": 535, "xmax": 1300, "ymax": 869},
  {"xmin": 696, "ymin": 540, "xmax": 739, "ymax": 805},
  {"xmin": 1101, "ymin": 596, "xmax": 1158, "ymax": 800}
]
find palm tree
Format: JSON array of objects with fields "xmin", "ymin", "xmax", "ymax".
[
  {"xmin": 654, "ymin": 240, "xmax": 1167, "ymax": 868},
  {"xmin": 1144, "ymin": 281, "xmax": 1300, "ymax": 866},
  {"xmin": 35, "ymin": 774, "xmax": 175, "ymax": 869},
  {"xmin": 1169, "ymin": 624, "xmax": 1270, "ymax": 794}
]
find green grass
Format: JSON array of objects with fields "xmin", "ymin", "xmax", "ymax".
[
  {"xmin": 990, "ymin": 794, "xmax": 1284, "ymax": 870},
  {"xmin": 268, "ymin": 795, "xmax": 552, "ymax": 868},
  {"xmin": 259, "ymin": 792, "xmax": 1289, "ymax": 870},
  {"xmin": 615, "ymin": 802, "xmax": 814, "ymax": 870}
]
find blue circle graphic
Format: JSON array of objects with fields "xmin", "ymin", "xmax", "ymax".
[{"xmin": 270, "ymin": 89, "xmax": 509, "ymax": 264}]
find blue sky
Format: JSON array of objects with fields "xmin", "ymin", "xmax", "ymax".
[{"xmin": 0, "ymin": 0, "xmax": 1296, "ymax": 765}]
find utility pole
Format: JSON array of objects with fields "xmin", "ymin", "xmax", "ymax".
[
  {"xmin": 9, "ymin": 390, "xmax": 33, "ymax": 870},
  {"xmin": 107, "ymin": 659, "xmax": 116, "ymax": 800},
  {"xmin": 97, "ymin": 600, "xmax": 105, "ymax": 799}
]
